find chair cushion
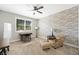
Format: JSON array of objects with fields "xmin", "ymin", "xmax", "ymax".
[{"xmin": 40, "ymin": 41, "xmax": 51, "ymax": 50}]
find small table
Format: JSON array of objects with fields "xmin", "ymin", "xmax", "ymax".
[
  {"xmin": 47, "ymin": 35, "xmax": 56, "ymax": 41},
  {"xmin": 19, "ymin": 33, "xmax": 32, "ymax": 42}
]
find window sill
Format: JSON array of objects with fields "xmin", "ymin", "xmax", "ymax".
[{"xmin": 15, "ymin": 30, "xmax": 32, "ymax": 33}]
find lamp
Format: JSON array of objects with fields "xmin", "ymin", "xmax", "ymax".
[
  {"xmin": 51, "ymin": 28, "xmax": 54, "ymax": 36},
  {"xmin": 35, "ymin": 27, "xmax": 38, "ymax": 30},
  {"xmin": 35, "ymin": 26, "xmax": 39, "ymax": 38}
]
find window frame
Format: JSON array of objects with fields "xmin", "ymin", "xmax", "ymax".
[{"xmin": 15, "ymin": 17, "xmax": 32, "ymax": 32}]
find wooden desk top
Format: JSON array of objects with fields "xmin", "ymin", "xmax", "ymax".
[
  {"xmin": 19, "ymin": 33, "xmax": 32, "ymax": 36},
  {"xmin": 20, "ymin": 32, "xmax": 32, "ymax": 34}
]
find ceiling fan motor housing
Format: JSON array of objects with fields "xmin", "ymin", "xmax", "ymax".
[{"xmin": 33, "ymin": 6, "xmax": 43, "ymax": 14}]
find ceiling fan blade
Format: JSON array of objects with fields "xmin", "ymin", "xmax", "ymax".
[
  {"xmin": 37, "ymin": 6, "xmax": 43, "ymax": 10},
  {"xmin": 37, "ymin": 10, "xmax": 43, "ymax": 14}
]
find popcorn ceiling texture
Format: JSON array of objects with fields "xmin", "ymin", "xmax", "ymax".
[{"xmin": 38, "ymin": 6, "xmax": 78, "ymax": 47}]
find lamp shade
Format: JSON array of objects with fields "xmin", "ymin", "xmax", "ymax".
[{"xmin": 35, "ymin": 27, "xmax": 38, "ymax": 30}]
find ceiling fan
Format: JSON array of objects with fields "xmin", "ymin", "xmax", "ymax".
[{"xmin": 32, "ymin": 5, "xmax": 44, "ymax": 15}]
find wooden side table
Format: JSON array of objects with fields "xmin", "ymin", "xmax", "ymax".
[{"xmin": 47, "ymin": 35, "xmax": 56, "ymax": 41}]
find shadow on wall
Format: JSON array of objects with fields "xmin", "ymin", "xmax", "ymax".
[
  {"xmin": 53, "ymin": 28, "xmax": 63, "ymax": 36},
  {"xmin": 65, "ymin": 35, "xmax": 78, "ymax": 46},
  {"xmin": 53, "ymin": 28, "xmax": 63, "ymax": 33}
]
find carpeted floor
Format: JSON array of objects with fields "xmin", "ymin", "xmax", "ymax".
[{"xmin": 8, "ymin": 38, "xmax": 79, "ymax": 55}]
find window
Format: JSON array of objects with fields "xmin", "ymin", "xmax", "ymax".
[
  {"xmin": 16, "ymin": 19, "xmax": 24, "ymax": 30},
  {"xmin": 25, "ymin": 21, "xmax": 31, "ymax": 30},
  {"xmin": 16, "ymin": 19, "xmax": 32, "ymax": 31}
]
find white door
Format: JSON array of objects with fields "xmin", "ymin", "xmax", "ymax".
[{"xmin": 3, "ymin": 23, "xmax": 11, "ymax": 45}]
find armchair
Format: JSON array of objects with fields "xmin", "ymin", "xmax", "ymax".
[{"xmin": 51, "ymin": 33, "xmax": 64, "ymax": 49}]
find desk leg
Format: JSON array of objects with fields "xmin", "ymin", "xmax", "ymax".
[
  {"xmin": 20, "ymin": 35, "xmax": 23, "ymax": 41},
  {"xmin": 30, "ymin": 35, "xmax": 31, "ymax": 40},
  {"xmin": 0, "ymin": 49, "xmax": 3, "ymax": 55},
  {"xmin": 0, "ymin": 48, "xmax": 7, "ymax": 55}
]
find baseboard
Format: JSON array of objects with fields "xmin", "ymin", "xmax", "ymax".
[
  {"xmin": 38, "ymin": 36, "xmax": 47, "ymax": 40},
  {"xmin": 31, "ymin": 36, "xmax": 36, "ymax": 39},
  {"xmin": 10, "ymin": 36, "xmax": 36, "ymax": 43},
  {"xmin": 64, "ymin": 42, "xmax": 79, "ymax": 48},
  {"xmin": 10, "ymin": 39, "xmax": 20, "ymax": 43}
]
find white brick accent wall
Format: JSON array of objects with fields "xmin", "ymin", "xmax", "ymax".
[{"xmin": 39, "ymin": 6, "xmax": 78, "ymax": 47}]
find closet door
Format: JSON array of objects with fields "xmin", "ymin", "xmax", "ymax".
[{"xmin": 3, "ymin": 23, "xmax": 11, "ymax": 46}]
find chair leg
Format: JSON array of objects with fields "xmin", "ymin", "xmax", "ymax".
[
  {"xmin": 61, "ymin": 45, "xmax": 63, "ymax": 47},
  {"xmin": 7, "ymin": 46, "xmax": 9, "ymax": 51},
  {"xmin": 54, "ymin": 48, "xmax": 57, "ymax": 49}
]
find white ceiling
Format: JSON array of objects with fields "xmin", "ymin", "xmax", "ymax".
[{"xmin": 0, "ymin": 4, "xmax": 77, "ymax": 19}]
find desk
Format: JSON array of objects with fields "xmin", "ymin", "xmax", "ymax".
[
  {"xmin": 0, "ymin": 39, "xmax": 10, "ymax": 55},
  {"xmin": 19, "ymin": 33, "xmax": 32, "ymax": 42}
]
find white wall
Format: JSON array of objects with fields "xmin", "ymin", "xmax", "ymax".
[
  {"xmin": 78, "ymin": 6, "xmax": 79, "ymax": 46},
  {"xmin": 0, "ymin": 10, "xmax": 37, "ymax": 42},
  {"xmin": 38, "ymin": 6, "xmax": 78, "ymax": 47}
]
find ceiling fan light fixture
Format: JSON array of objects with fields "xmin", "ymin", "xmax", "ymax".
[{"xmin": 33, "ymin": 12, "xmax": 35, "ymax": 15}]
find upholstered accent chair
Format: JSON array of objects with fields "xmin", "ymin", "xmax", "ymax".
[
  {"xmin": 51, "ymin": 33, "xmax": 64, "ymax": 49},
  {"xmin": 40, "ymin": 33, "xmax": 64, "ymax": 50},
  {"xmin": 40, "ymin": 40, "xmax": 52, "ymax": 50}
]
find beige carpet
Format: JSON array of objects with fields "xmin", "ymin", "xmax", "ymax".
[{"xmin": 8, "ymin": 38, "xmax": 78, "ymax": 55}]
